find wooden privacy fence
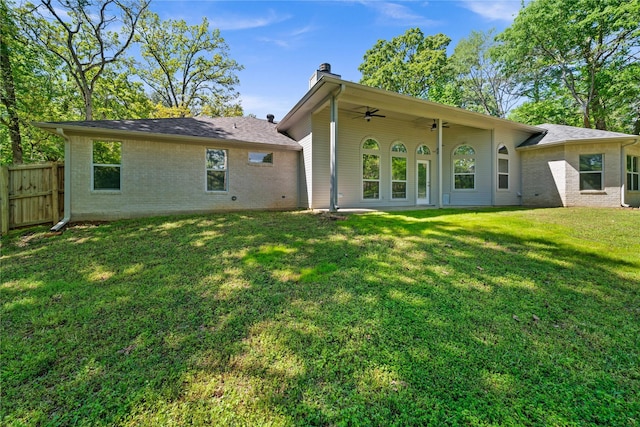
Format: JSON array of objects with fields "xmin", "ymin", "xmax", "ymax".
[{"xmin": 0, "ymin": 162, "xmax": 64, "ymax": 234}]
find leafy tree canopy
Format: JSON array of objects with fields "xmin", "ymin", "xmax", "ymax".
[
  {"xmin": 449, "ymin": 29, "xmax": 521, "ymax": 118},
  {"xmin": 496, "ymin": 0, "xmax": 640, "ymax": 131},
  {"xmin": 20, "ymin": 0, "xmax": 150, "ymax": 120},
  {"xmin": 134, "ymin": 12, "xmax": 244, "ymax": 118},
  {"xmin": 358, "ymin": 28, "xmax": 451, "ymax": 100}
]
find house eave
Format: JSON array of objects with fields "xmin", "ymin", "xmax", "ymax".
[
  {"xmin": 33, "ymin": 121, "xmax": 303, "ymax": 152},
  {"xmin": 516, "ymin": 136, "xmax": 639, "ymax": 151},
  {"xmin": 277, "ymin": 75, "xmax": 545, "ymax": 134}
]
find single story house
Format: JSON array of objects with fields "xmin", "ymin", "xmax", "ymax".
[{"xmin": 35, "ymin": 64, "xmax": 640, "ymax": 227}]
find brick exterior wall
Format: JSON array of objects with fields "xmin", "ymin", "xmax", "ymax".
[
  {"xmin": 521, "ymin": 142, "xmax": 626, "ymax": 207},
  {"xmin": 69, "ymin": 136, "xmax": 299, "ymax": 221},
  {"xmin": 520, "ymin": 145, "xmax": 566, "ymax": 207}
]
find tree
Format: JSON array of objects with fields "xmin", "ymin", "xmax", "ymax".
[
  {"xmin": 91, "ymin": 65, "xmax": 155, "ymax": 120},
  {"xmin": 1, "ymin": 0, "xmax": 72, "ymax": 164},
  {"xmin": 449, "ymin": 30, "xmax": 521, "ymax": 118},
  {"xmin": 21, "ymin": 0, "xmax": 150, "ymax": 120},
  {"xmin": 358, "ymin": 28, "xmax": 451, "ymax": 100},
  {"xmin": 508, "ymin": 96, "xmax": 583, "ymax": 127},
  {"xmin": 497, "ymin": 0, "xmax": 640, "ymax": 130},
  {"xmin": 134, "ymin": 12, "xmax": 243, "ymax": 117},
  {"xmin": 1, "ymin": 0, "xmax": 23, "ymax": 163}
]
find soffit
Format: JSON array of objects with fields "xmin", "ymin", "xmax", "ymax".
[{"xmin": 277, "ymin": 75, "xmax": 543, "ymax": 135}]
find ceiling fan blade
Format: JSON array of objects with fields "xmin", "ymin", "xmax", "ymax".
[
  {"xmin": 369, "ymin": 108, "xmax": 379, "ymax": 114},
  {"xmin": 431, "ymin": 119, "xmax": 450, "ymax": 130}
]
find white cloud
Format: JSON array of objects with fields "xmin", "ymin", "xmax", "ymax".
[
  {"xmin": 459, "ymin": 1, "xmax": 523, "ymax": 22},
  {"xmin": 209, "ymin": 9, "xmax": 291, "ymax": 31},
  {"xmin": 360, "ymin": 1, "xmax": 440, "ymax": 26},
  {"xmin": 256, "ymin": 24, "xmax": 318, "ymax": 49}
]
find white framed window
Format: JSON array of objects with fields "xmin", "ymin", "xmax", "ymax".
[
  {"xmin": 249, "ymin": 152, "xmax": 273, "ymax": 164},
  {"xmin": 92, "ymin": 140, "xmax": 121, "ymax": 191},
  {"xmin": 627, "ymin": 155, "xmax": 639, "ymax": 191},
  {"xmin": 206, "ymin": 148, "xmax": 228, "ymax": 192},
  {"xmin": 453, "ymin": 145, "xmax": 476, "ymax": 190},
  {"xmin": 416, "ymin": 144, "xmax": 431, "ymax": 156},
  {"xmin": 579, "ymin": 154, "xmax": 603, "ymax": 191},
  {"xmin": 391, "ymin": 142, "xmax": 407, "ymax": 199},
  {"xmin": 497, "ymin": 144, "xmax": 509, "ymax": 190},
  {"xmin": 362, "ymin": 138, "xmax": 380, "ymax": 200}
]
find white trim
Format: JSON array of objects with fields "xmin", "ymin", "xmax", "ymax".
[
  {"xmin": 578, "ymin": 153, "xmax": 604, "ymax": 191},
  {"xmin": 416, "ymin": 159, "xmax": 431, "ymax": 205},
  {"xmin": 627, "ymin": 155, "xmax": 640, "ymax": 191},
  {"xmin": 361, "ymin": 137, "xmax": 381, "ymax": 201},
  {"xmin": 205, "ymin": 148, "xmax": 229, "ymax": 193},
  {"xmin": 91, "ymin": 140, "xmax": 122, "ymax": 192},
  {"xmin": 452, "ymin": 144, "xmax": 476, "ymax": 191},
  {"xmin": 497, "ymin": 144, "xmax": 510, "ymax": 191},
  {"xmin": 390, "ymin": 141, "xmax": 408, "ymax": 200}
]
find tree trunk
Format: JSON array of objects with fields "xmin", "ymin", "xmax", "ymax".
[
  {"xmin": 592, "ymin": 92, "xmax": 607, "ymax": 130},
  {"xmin": 582, "ymin": 108, "xmax": 592, "ymax": 129},
  {"xmin": 0, "ymin": 33, "xmax": 23, "ymax": 163},
  {"xmin": 83, "ymin": 88, "xmax": 93, "ymax": 121}
]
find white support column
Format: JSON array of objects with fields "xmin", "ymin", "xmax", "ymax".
[
  {"xmin": 437, "ymin": 118, "xmax": 443, "ymax": 208},
  {"xmin": 329, "ymin": 93, "xmax": 338, "ymax": 212},
  {"xmin": 490, "ymin": 129, "xmax": 496, "ymax": 206}
]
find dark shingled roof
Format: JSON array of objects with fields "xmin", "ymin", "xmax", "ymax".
[
  {"xmin": 518, "ymin": 123, "xmax": 637, "ymax": 148},
  {"xmin": 40, "ymin": 116, "xmax": 300, "ymax": 150}
]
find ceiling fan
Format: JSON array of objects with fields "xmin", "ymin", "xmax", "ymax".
[
  {"xmin": 430, "ymin": 119, "xmax": 450, "ymax": 131},
  {"xmin": 354, "ymin": 107, "xmax": 386, "ymax": 121}
]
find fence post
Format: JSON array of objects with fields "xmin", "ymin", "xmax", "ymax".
[
  {"xmin": 51, "ymin": 162, "xmax": 59, "ymax": 225},
  {"xmin": 1, "ymin": 166, "xmax": 9, "ymax": 235}
]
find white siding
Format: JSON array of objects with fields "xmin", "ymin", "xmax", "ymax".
[
  {"xmin": 625, "ymin": 145, "xmax": 640, "ymax": 207},
  {"xmin": 307, "ymin": 108, "xmax": 529, "ymax": 209},
  {"xmin": 443, "ymin": 128, "xmax": 492, "ymax": 206},
  {"xmin": 311, "ymin": 109, "xmax": 331, "ymax": 208},
  {"xmin": 297, "ymin": 132, "xmax": 313, "ymax": 208},
  {"xmin": 332, "ymin": 110, "xmax": 437, "ymax": 208},
  {"xmin": 493, "ymin": 128, "xmax": 529, "ymax": 206}
]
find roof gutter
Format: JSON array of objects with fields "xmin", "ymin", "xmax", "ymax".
[
  {"xmin": 621, "ymin": 137, "xmax": 640, "ymax": 207},
  {"xmin": 51, "ymin": 127, "xmax": 71, "ymax": 231}
]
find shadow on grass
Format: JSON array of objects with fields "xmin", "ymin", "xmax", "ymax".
[{"xmin": 1, "ymin": 209, "xmax": 638, "ymax": 425}]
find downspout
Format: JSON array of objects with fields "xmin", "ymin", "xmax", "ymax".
[
  {"xmin": 51, "ymin": 128, "xmax": 71, "ymax": 231},
  {"xmin": 621, "ymin": 138, "xmax": 639, "ymax": 207},
  {"xmin": 437, "ymin": 118, "xmax": 443, "ymax": 208},
  {"xmin": 329, "ymin": 84, "xmax": 346, "ymax": 212}
]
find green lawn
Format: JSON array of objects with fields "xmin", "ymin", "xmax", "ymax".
[{"xmin": 2, "ymin": 207, "xmax": 639, "ymax": 426}]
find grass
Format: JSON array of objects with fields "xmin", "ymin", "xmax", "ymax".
[{"xmin": 1, "ymin": 207, "xmax": 639, "ymax": 426}]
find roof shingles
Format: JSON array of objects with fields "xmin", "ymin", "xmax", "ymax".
[
  {"xmin": 41, "ymin": 116, "xmax": 300, "ymax": 149},
  {"xmin": 518, "ymin": 123, "xmax": 637, "ymax": 148}
]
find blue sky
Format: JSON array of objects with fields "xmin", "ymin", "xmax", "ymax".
[{"xmin": 150, "ymin": 1, "xmax": 525, "ymax": 120}]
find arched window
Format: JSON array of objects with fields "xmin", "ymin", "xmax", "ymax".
[
  {"xmin": 453, "ymin": 145, "xmax": 475, "ymax": 190},
  {"xmin": 417, "ymin": 145, "xmax": 431, "ymax": 156},
  {"xmin": 362, "ymin": 139, "xmax": 380, "ymax": 199},
  {"xmin": 497, "ymin": 145, "xmax": 509, "ymax": 190},
  {"xmin": 391, "ymin": 142, "xmax": 407, "ymax": 199}
]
